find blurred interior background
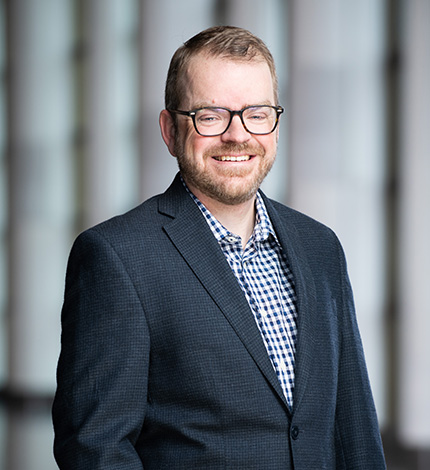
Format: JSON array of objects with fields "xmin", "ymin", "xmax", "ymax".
[{"xmin": 0, "ymin": 0, "xmax": 429, "ymax": 469}]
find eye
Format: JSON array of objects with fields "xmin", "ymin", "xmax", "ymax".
[
  {"xmin": 249, "ymin": 113, "xmax": 266, "ymax": 121},
  {"xmin": 199, "ymin": 114, "xmax": 220, "ymax": 122},
  {"xmin": 196, "ymin": 109, "xmax": 226, "ymax": 126},
  {"xmin": 246, "ymin": 108, "xmax": 270, "ymax": 121}
]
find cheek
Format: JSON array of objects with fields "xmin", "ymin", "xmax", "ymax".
[
  {"xmin": 268, "ymin": 133, "xmax": 279, "ymax": 151},
  {"xmin": 183, "ymin": 133, "xmax": 211, "ymax": 160},
  {"xmin": 256, "ymin": 134, "xmax": 277, "ymax": 156},
  {"xmin": 175, "ymin": 125, "xmax": 194, "ymax": 156}
]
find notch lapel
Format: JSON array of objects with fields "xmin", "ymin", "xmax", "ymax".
[{"xmin": 264, "ymin": 196, "xmax": 317, "ymax": 414}]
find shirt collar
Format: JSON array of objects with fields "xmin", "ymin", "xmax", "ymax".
[{"xmin": 181, "ymin": 176, "xmax": 278, "ymax": 246}]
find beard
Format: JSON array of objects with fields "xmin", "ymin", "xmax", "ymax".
[{"xmin": 175, "ymin": 141, "xmax": 275, "ymax": 206}]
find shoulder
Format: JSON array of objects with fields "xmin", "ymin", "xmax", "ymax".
[
  {"xmin": 261, "ymin": 193, "xmax": 346, "ymax": 271},
  {"xmin": 68, "ymin": 194, "xmax": 168, "ymax": 267},
  {"xmin": 262, "ymin": 193, "xmax": 337, "ymax": 241},
  {"xmin": 83, "ymin": 194, "xmax": 160, "ymax": 238},
  {"xmin": 69, "ymin": 174, "xmax": 198, "ymax": 261},
  {"xmin": 79, "ymin": 173, "xmax": 191, "ymax": 244}
]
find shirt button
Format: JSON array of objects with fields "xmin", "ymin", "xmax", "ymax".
[{"xmin": 291, "ymin": 426, "xmax": 300, "ymax": 440}]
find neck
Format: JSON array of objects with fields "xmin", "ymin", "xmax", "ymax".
[{"xmin": 191, "ymin": 188, "xmax": 257, "ymax": 247}]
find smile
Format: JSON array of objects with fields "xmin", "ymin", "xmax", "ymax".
[{"xmin": 213, "ymin": 155, "xmax": 251, "ymax": 162}]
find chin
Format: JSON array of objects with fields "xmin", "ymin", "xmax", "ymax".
[{"xmin": 195, "ymin": 175, "xmax": 263, "ymax": 206}]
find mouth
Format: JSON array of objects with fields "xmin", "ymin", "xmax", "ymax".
[{"xmin": 213, "ymin": 155, "xmax": 252, "ymax": 162}]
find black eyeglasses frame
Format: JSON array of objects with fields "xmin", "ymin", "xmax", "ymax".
[{"xmin": 169, "ymin": 105, "xmax": 284, "ymax": 137}]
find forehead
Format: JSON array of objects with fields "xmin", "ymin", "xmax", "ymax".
[{"xmin": 181, "ymin": 53, "xmax": 275, "ymax": 108}]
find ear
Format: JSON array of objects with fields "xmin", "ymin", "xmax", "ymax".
[{"xmin": 159, "ymin": 109, "xmax": 177, "ymax": 157}]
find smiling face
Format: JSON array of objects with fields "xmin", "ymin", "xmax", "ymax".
[{"xmin": 160, "ymin": 53, "xmax": 279, "ymax": 207}]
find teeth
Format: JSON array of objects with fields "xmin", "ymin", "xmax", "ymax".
[{"xmin": 216, "ymin": 155, "xmax": 250, "ymax": 162}]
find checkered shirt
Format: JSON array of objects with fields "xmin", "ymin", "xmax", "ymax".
[{"xmin": 185, "ymin": 185, "xmax": 298, "ymax": 408}]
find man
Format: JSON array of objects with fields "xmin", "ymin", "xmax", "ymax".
[{"xmin": 53, "ymin": 26, "xmax": 386, "ymax": 469}]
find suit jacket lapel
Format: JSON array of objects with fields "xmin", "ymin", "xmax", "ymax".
[
  {"xmin": 158, "ymin": 176, "xmax": 290, "ymax": 410},
  {"xmin": 264, "ymin": 195, "xmax": 317, "ymax": 414}
]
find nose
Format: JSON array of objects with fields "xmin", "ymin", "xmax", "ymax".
[{"xmin": 220, "ymin": 115, "xmax": 251, "ymax": 143}]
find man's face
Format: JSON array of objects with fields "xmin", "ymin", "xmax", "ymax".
[{"xmin": 165, "ymin": 53, "xmax": 279, "ymax": 206}]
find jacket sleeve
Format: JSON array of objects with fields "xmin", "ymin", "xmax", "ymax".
[
  {"xmin": 52, "ymin": 228, "xmax": 149, "ymax": 469},
  {"xmin": 334, "ymin": 237, "xmax": 386, "ymax": 469}
]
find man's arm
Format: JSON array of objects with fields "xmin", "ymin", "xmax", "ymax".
[
  {"xmin": 334, "ymin": 238, "xmax": 386, "ymax": 469},
  {"xmin": 52, "ymin": 228, "xmax": 149, "ymax": 469}
]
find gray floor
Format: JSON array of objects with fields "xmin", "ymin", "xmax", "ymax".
[{"xmin": 0, "ymin": 399, "xmax": 427, "ymax": 470}]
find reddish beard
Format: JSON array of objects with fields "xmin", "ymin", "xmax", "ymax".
[{"xmin": 175, "ymin": 141, "xmax": 274, "ymax": 205}]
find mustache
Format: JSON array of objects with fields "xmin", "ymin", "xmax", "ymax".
[{"xmin": 203, "ymin": 142, "xmax": 265, "ymax": 158}]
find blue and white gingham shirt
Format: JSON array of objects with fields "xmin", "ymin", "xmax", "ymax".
[{"xmin": 185, "ymin": 184, "xmax": 298, "ymax": 408}]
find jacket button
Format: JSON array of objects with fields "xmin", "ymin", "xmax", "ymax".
[{"xmin": 291, "ymin": 426, "xmax": 300, "ymax": 440}]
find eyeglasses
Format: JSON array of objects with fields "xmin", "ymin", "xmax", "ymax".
[{"xmin": 169, "ymin": 105, "xmax": 284, "ymax": 137}]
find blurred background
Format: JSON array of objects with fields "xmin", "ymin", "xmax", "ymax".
[{"xmin": 0, "ymin": 0, "xmax": 429, "ymax": 469}]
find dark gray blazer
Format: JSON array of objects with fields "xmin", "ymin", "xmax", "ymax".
[{"xmin": 53, "ymin": 174, "xmax": 386, "ymax": 469}]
